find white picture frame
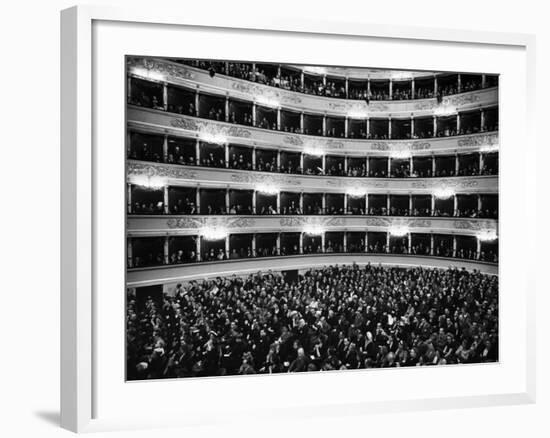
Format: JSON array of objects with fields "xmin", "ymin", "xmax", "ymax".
[{"xmin": 60, "ymin": 5, "xmax": 537, "ymax": 433}]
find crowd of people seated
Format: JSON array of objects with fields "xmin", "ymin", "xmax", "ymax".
[
  {"xmin": 228, "ymin": 204, "xmax": 253, "ymax": 215},
  {"xmin": 129, "ymin": 237, "xmax": 498, "ymax": 269},
  {"xmin": 126, "ymin": 263, "xmax": 498, "ymax": 380},
  {"xmin": 128, "ymin": 91, "xmax": 164, "ymax": 110},
  {"xmin": 130, "ymin": 143, "xmax": 498, "ymax": 179},
  {"xmin": 132, "ymin": 202, "xmax": 164, "ymax": 215},
  {"xmin": 170, "ymin": 198, "xmax": 197, "ymax": 215},
  {"xmin": 175, "ymin": 60, "xmax": 495, "ymax": 102},
  {"xmin": 169, "ymin": 249, "xmax": 198, "ymax": 264},
  {"xmin": 133, "ymin": 200, "xmax": 497, "ymax": 219},
  {"xmin": 129, "ymin": 80, "xmax": 498, "ymax": 141},
  {"xmin": 168, "ymin": 102, "xmax": 195, "ymax": 116}
]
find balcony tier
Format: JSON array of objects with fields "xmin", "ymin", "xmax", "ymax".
[
  {"xmin": 127, "ymin": 215, "xmax": 497, "ymax": 238},
  {"xmin": 126, "ymin": 253, "xmax": 498, "ymax": 287},
  {"xmin": 127, "ymin": 160, "xmax": 498, "ymax": 194},
  {"xmin": 127, "ymin": 57, "xmax": 498, "ymax": 117},
  {"xmin": 128, "ymin": 107, "xmax": 498, "ymax": 157}
]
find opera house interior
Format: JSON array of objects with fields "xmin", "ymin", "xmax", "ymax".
[{"xmin": 125, "ymin": 57, "xmax": 499, "ymax": 380}]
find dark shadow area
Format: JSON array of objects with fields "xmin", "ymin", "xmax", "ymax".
[{"xmin": 34, "ymin": 410, "xmax": 60, "ymax": 427}]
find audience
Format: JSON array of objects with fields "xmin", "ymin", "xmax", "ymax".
[{"xmin": 127, "ymin": 264, "xmax": 498, "ymax": 380}]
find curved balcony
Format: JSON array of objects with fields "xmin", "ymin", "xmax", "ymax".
[
  {"xmin": 127, "ymin": 215, "xmax": 497, "ymax": 237},
  {"xmin": 126, "ymin": 253, "xmax": 498, "ymax": 287},
  {"xmin": 128, "ymin": 107, "xmax": 499, "ymax": 157},
  {"xmin": 127, "ymin": 57, "xmax": 498, "ymax": 117},
  {"xmin": 127, "ymin": 160, "xmax": 498, "ymax": 195}
]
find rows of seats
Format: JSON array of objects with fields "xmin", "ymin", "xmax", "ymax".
[
  {"xmin": 127, "ymin": 232, "xmax": 498, "ymax": 269},
  {"xmin": 128, "ymin": 132, "xmax": 499, "ymax": 178},
  {"xmin": 126, "ymin": 264, "xmax": 498, "ymax": 379},
  {"xmin": 129, "ymin": 184, "xmax": 498, "ymax": 219},
  {"xmin": 175, "ymin": 59, "xmax": 498, "ymax": 101},
  {"xmin": 128, "ymin": 76, "xmax": 498, "ymax": 139}
]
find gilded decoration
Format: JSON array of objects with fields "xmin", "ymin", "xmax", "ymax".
[
  {"xmin": 457, "ymin": 133, "xmax": 499, "ymax": 148},
  {"xmin": 170, "ymin": 117, "xmax": 252, "ymax": 138},
  {"xmin": 127, "ymin": 57, "xmax": 195, "ymax": 81},
  {"xmin": 127, "ymin": 162, "xmax": 197, "ymax": 180}
]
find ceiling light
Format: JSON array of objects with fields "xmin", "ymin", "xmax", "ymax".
[
  {"xmin": 477, "ymin": 230, "xmax": 498, "ymax": 242},
  {"xmin": 303, "ymin": 145, "xmax": 325, "ymax": 157},
  {"xmin": 433, "ymin": 188, "xmax": 455, "ymax": 199},
  {"xmin": 346, "ymin": 187, "xmax": 368, "ymax": 197},
  {"xmin": 389, "ymin": 226, "xmax": 410, "ymax": 237},
  {"xmin": 200, "ymin": 227, "xmax": 229, "ymax": 241},
  {"xmin": 303, "ymin": 225, "xmax": 325, "ymax": 236},
  {"xmin": 256, "ymin": 184, "xmax": 280, "ymax": 195}
]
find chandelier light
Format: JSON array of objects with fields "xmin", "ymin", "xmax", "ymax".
[
  {"xmin": 434, "ymin": 104, "xmax": 457, "ymax": 117},
  {"xmin": 303, "ymin": 145, "xmax": 325, "ymax": 157},
  {"xmin": 131, "ymin": 67, "xmax": 165, "ymax": 82},
  {"xmin": 477, "ymin": 230, "xmax": 498, "ymax": 242},
  {"xmin": 480, "ymin": 143, "xmax": 499, "ymax": 153},
  {"xmin": 303, "ymin": 225, "xmax": 325, "ymax": 236},
  {"xmin": 391, "ymin": 71, "xmax": 413, "ymax": 80},
  {"xmin": 347, "ymin": 109, "xmax": 369, "ymax": 119},
  {"xmin": 433, "ymin": 187, "xmax": 455, "ymax": 199},
  {"xmin": 346, "ymin": 187, "xmax": 368, "ymax": 197},
  {"xmin": 390, "ymin": 149, "xmax": 412, "ymax": 159},
  {"xmin": 304, "ymin": 66, "xmax": 327, "ymax": 75},
  {"xmin": 256, "ymin": 183, "xmax": 280, "ymax": 195},
  {"xmin": 256, "ymin": 95, "xmax": 280, "ymax": 108},
  {"xmin": 200, "ymin": 227, "xmax": 229, "ymax": 241},
  {"xmin": 132, "ymin": 175, "xmax": 165, "ymax": 189},
  {"xmin": 389, "ymin": 225, "xmax": 410, "ymax": 237},
  {"xmin": 199, "ymin": 131, "xmax": 227, "ymax": 145}
]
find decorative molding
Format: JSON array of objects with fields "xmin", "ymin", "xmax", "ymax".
[
  {"xmin": 279, "ymin": 217, "xmax": 345, "ymax": 227},
  {"xmin": 325, "ymin": 139, "xmax": 345, "ymax": 149},
  {"xmin": 129, "ymin": 215, "xmax": 497, "ymax": 237},
  {"xmin": 325, "ymin": 179, "xmax": 389, "ymax": 189},
  {"xmin": 414, "ymin": 100, "xmax": 437, "ymax": 111},
  {"xmin": 373, "ymin": 141, "xmax": 432, "ymax": 152},
  {"xmin": 128, "ymin": 108, "xmax": 500, "ymax": 156},
  {"xmin": 126, "ymin": 160, "xmax": 496, "ymax": 195},
  {"xmin": 230, "ymin": 173, "xmax": 301, "ymax": 186},
  {"xmin": 408, "ymin": 219, "xmax": 432, "ymax": 227},
  {"xmin": 443, "ymin": 93, "xmax": 481, "ymax": 107},
  {"xmin": 127, "ymin": 162, "xmax": 197, "ymax": 180},
  {"xmin": 166, "ymin": 217, "xmax": 203, "ymax": 229},
  {"xmin": 127, "ymin": 57, "xmax": 195, "ymax": 81},
  {"xmin": 371, "ymin": 142, "xmax": 390, "ymax": 151},
  {"xmin": 170, "ymin": 118, "xmax": 199, "ymax": 131},
  {"xmin": 410, "ymin": 178, "xmax": 478, "ymax": 189},
  {"xmin": 284, "ymin": 135, "xmax": 304, "ymax": 146},
  {"xmin": 457, "ymin": 133, "xmax": 498, "ymax": 147},
  {"xmin": 167, "ymin": 217, "xmax": 256, "ymax": 230},
  {"xmin": 170, "ymin": 117, "xmax": 252, "ymax": 139},
  {"xmin": 453, "ymin": 219, "xmax": 496, "ymax": 231},
  {"xmin": 365, "ymin": 218, "xmax": 391, "ymax": 227},
  {"xmin": 368, "ymin": 102, "xmax": 390, "ymax": 112},
  {"xmin": 410, "ymin": 142, "xmax": 431, "ymax": 151},
  {"xmin": 127, "ymin": 58, "xmax": 498, "ymax": 120},
  {"xmin": 231, "ymin": 82, "xmax": 303, "ymax": 105}
]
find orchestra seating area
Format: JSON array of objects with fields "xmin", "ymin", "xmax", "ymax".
[{"xmin": 127, "ymin": 264, "xmax": 499, "ymax": 379}]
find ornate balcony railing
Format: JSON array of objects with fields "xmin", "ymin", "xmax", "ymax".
[
  {"xmin": 127, "ymin": 160, "xmax": 498, "ymax": 194},
  {"xmin": 128, "ymin": 107, "xmax": 499, "ymax": 157},
  {"xmin": 127, "ymin": 215, "xmax": 497, "ymax": 237},
  {"xmin": 127, "ymin": 57, "xmax": 498, "ymax": 117},
  {"xmin": 126, "ymin": 254, "xmax": 498, "ymax": 287}
]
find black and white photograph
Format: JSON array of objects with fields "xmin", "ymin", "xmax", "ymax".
[{"xmin": 125, "ymin": 57, "xmax": 499, "ymax": 381}]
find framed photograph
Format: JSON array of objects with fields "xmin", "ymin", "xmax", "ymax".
[{"xmin": 61, "ymin": 5, "xmax": 536, "ymax": 432}]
